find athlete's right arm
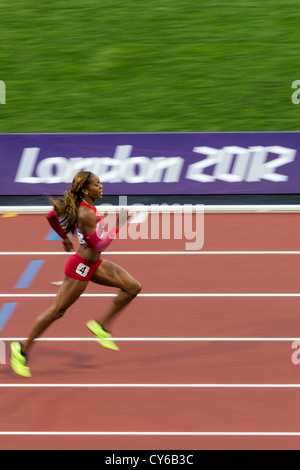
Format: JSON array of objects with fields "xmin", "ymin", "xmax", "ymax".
[
  {"xmin": 46, "ymin": 210, "xmax": 74, "ymax": 252},
  {"xmin": 46, "ymin": 210, "xmax": 68, "ymax": 238}
]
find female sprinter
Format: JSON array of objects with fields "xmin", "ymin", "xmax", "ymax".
[{"xmin": 10, "ymin": 171, "xmax": 142, "ymax": 378}]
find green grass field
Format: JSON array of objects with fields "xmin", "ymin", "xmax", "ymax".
[{"xmin": 0, "ymin": 0, "xmax": 299, "ymax": 132}]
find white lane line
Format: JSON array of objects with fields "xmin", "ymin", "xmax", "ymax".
[
  {"xmin": 0, "ymin": 384, "xmax": 300, "ymax": 388},
  {"xmin": 1, "ymin": 203, "xmax": 300, "ymax": 213},
  {"xmin": 0, "ymin": 293, "xmax": 300, "ymax": 298},
  {"xmin": 1, "ymin": 251, "xmax": 300, "ymax": 255},
  {"xmin": 1, "ymin": 337, "xmax": 300, "ymax": 342},
  {"xmin": 0, "ymin": 431, "xmax": 299, "ymax": 436}
]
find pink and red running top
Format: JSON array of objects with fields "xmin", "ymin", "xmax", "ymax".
[{"xmin": 46, "ymin": 201, "xmax": 119, "ymax": 253}]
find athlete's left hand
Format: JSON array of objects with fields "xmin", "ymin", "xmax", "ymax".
[{"xmin": 62, "ymin": 237, "xmax": 74, "ymax": 252}]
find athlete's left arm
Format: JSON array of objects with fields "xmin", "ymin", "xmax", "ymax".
[
  {"xmin": 78, "ymin": 208, "xmax": 120, "ymax": 253},
  {"xmin": 78, "ymin": 208, "xmax": 131, "ymax": 254}
]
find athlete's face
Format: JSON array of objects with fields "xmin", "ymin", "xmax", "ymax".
[{"xmin": 87, "ymin": 174, "xmax": 103, "ymax": 199}]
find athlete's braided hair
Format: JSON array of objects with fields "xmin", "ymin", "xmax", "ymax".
[{"xmin": 51, "ymin": 171, "xmax": 92, "ymax": 234}]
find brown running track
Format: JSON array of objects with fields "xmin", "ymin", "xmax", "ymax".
[{"xmin": 0, "ymin": 212, "xmax": 300, "ymax": 449}]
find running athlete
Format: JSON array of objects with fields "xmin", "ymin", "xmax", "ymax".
[{"xmin": 10, "ymin": 171, "xmax": 142, "ymax": 378}]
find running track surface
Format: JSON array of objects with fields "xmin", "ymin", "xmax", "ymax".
[{"xmin": 1, "ymin": 212, "xmax": 300, "ymax": 450}]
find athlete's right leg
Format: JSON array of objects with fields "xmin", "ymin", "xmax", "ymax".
[{"xmin": 21, "ymin": 277, "xmax": 88, "ymax": 356}]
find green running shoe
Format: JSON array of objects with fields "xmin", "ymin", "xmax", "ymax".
[
  {"xmin": 86, "ymin": 320, "xmax": 120, "ymax": 351},
  {"xmin": 10, "ymin": 342, "xmax": 31, "ymax": 378}
]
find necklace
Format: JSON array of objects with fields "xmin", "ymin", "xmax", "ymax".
[{"xmin": 82, "ymin": 199, "xmax": 95, "ymax": 208}]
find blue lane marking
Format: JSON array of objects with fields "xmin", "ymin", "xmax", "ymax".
[
  {"xmin": 15, "ymin": 260, "xmax": 45, "ymax": 289},
  {"xmin": 45, "ymin": 229, "xmax": 61, "ymax": 240},
  {"xmin": 0, "ymin": 303, "xmax": 18, "ymax": 331},
  {"xmin": 45, "ymin": 229, "xmax": 75, "ymax": 240}
]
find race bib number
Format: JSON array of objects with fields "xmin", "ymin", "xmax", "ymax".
[{"xmin": 76, "ymin": 263, "xmax": 90, "ymax": 278}]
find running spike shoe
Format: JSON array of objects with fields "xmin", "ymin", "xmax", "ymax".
[
  {"xmin": 86, "ymin": 320, "xmax": 120, "ymax": 351},
  {"xmin": 10, "ymin": 342, "xmax": 31, "ymax": 378}
]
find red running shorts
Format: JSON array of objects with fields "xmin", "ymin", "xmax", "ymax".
[{"xmin": 64, "ymin": 253, "xmax": 103, "ymax": 282}]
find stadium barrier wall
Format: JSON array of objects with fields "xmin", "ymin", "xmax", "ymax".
[{"xmin": 1, "ymin": 133, "xmax": 300, "ymax": 197}]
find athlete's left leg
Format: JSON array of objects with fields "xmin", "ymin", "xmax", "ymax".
[
  {"xmin": 22, "ymin": 277, "xmax": 88, "ymax": 356},
  {"xmin": 11, "ymin": 277, "xmax": 88, "ymax": 377}
]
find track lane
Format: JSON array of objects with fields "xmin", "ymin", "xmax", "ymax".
[
  {"xmin": 1, "ymin": 388, "xmax": 300, "ymax": 440},
  {"xmin": 0, "ymin": 340, "xmax": 299, "ymax": 384},
  {"xmin": 1, "ymin": 434, "xmax": 300, "ymax": 450},
  {"xmin": 0, "ymin": 254, "xmax": 300, "ymax": 294},
  {"xmin": 1, "ymin": 213, "xmax": 300, "ymax": 252},
  {"xmin": 2, "ymin": 297, "xmax": 300, "ymax": 339}
]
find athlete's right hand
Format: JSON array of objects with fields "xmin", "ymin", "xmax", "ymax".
[{"xmin": 62, "ymin": 237, "xmax": 74, "ymax": 252}]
